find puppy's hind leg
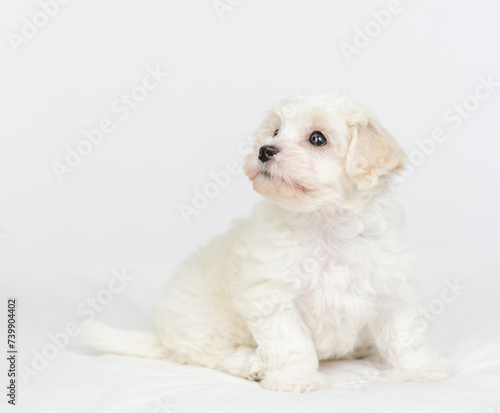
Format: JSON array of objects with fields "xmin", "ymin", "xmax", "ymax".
[
  {"xmin": 153, "ymin": 285, "xmax": 261, "ymax": 379},
  {"xmin": 223, "ymin": 345, "xmax": 264, "ymax": 381}
]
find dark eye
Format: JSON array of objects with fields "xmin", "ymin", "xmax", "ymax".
[
  {"xmin": 272, "ymin": 129, "xmax": 279, "ymax": 137},
  {"xmin": 309, "ymin": 131, "xmax": 327, "ymax": 146}
]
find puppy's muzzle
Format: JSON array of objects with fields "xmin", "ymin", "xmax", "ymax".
[{"xmin": 258, "ymin": 145, "xmax": 279, "ymax": 163}]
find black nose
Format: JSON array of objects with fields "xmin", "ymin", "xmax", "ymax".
[{"xmin": 258, "ymin": 145, "xmax": 279, "ymax": 163}]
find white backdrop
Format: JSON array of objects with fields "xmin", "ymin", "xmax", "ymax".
[{"xmin": 1, "ymin": 1, "xmax": 500, "ymax": 410}]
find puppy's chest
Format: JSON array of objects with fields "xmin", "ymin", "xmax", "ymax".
[{"xmin": 293, "ymin": 235, "xmax": 375, "ymax": 315}]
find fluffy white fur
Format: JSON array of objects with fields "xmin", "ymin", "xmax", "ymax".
[{"xmin": 81, "ymin": 93, "xmax": 451, "ymax": 393}]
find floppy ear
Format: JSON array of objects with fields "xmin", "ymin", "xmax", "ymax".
[{"xmin": 345, "ymin": 116, "xmax": 406, "ymax": 189}]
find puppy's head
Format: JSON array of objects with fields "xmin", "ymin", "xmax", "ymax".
[{"xmin": 244, "ymin": 93, "xmax": 405, "ymax": 212}]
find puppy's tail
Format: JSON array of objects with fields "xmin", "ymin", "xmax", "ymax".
[{"xmin": 79, "ymin": 321, "xmax": 168, "ymax": 360}]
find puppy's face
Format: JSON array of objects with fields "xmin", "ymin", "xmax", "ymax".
[{"xmin": 244, "ymin": 94, "xmax": 405, "ymax": 212}]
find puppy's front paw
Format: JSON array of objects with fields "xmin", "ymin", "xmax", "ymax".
[{"xmin": 261, "ymin": 370, "xmax": 330, "ymax": 393}]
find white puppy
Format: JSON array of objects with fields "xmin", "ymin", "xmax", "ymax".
[{"xmin": 82, "ymin": 93, "xmax": 451, "ymax": 393}]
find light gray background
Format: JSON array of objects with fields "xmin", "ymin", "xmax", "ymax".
[{"xmin": 1, "ymin": 0, "xmax": 499, "ymax": 369}]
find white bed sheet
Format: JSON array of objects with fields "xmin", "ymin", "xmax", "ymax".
[{"xmin": 19, "ymin": 325, "xmax": 500, "ymax": 413}]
